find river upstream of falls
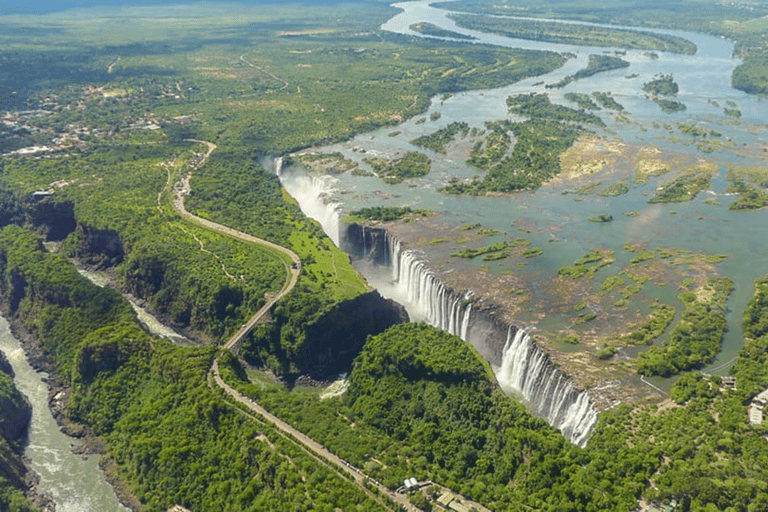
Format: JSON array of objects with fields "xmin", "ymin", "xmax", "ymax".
[{"xmin": 278, "ymin": 0, "xmax": 768, "ymax": 445}]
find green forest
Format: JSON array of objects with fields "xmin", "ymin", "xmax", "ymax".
[{"xmin": 2, "ymin": 0, "xmax": 768, "ymax": 511}]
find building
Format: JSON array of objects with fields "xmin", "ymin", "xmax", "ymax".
[
  {"xmin": 436, "ymin": 492, "xmax": 471, "ymax": 512},
  {"xmin": 749, "ymin": 389, "xmax": 768, "ymax": 425}
]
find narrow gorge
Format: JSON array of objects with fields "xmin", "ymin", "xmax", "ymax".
[{"xmin": 279, "ymin": 168, "xmax": 599, "ymax": 447}]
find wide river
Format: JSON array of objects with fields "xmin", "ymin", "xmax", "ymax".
[
  {"xmin": 3, "ymin": 1, "xmax": 768, "ymax": 508},
  {"xmin": 281, "ymin": 0, "xmax": 768, "ymax": 384}
]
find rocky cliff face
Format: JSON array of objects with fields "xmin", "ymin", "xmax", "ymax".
[
  {"xmin": 29, "ymin": 199, "xmax": 77, "ymax": 242},
  {"xmin": 0, "ymin": 350, "xmax": 33, "ymax": 490},
  {"xmin": 296, "ymin": 291, "xmax": 409, "ymax": 381},
  {"xmin": 0, "ymin": 363, "xmax": 32, "ymax": 444},
  {"xmin": 69, "ymin": 223, "xmax": 124, "ymax": 269},
  {"xmin": 343, "ymin": 223, "xmax": 599, "ymax": 446}
]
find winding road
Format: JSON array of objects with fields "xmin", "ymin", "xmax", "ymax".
[
  {"xmin": 173, "ymin": 139, "xmax": 301, "ymax": 352},
  {"xmin": 170, "ymin": 140, "xmax": 420, "ymax": 511}
]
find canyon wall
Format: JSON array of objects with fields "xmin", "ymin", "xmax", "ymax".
[{"xmin": 344, "ymin": 224, "xmax": 598, "ymax": 446}]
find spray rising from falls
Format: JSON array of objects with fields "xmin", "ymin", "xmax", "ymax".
[
  {"xmin": 346, "ymin": 226, "xmax": 598, "ymax": 447},
  {"xmin": 276, "ymin": 161, "xmax": 342, "ymax": 246},
  {"xmin": 276, "ymin": 164, "xmax": 598, "ymax": 446}
]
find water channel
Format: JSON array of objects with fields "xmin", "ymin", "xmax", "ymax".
[
  {"xmin": 5, "ymin": 0, "xmax": 768, "ymax": 505},
  {"xmin": 0, "ymin": 316, "xmax": 130, "ymax": 512},
  {"xmin": 281, "ymin": 0, "xmax": 768, "ymax": 387},
  {"xmin": 0, "ymin": 268, "xmax": 189, "ymax": 511}
]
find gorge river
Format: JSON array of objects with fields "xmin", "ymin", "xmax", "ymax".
[
  {"xmin": 0, "ymin": 317, "xmax": 130, "ymax": 512},
  {"xmin": 0, "ymin": 269, "xmax": 189, "ymax": 511},
  {"xmin": 280, "ymin": 0, "xmax": 768, "ymax": 436}
]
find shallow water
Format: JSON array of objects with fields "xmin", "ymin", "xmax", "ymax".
[{"xmin": 283, "ymin": 0, "xmax": 768, "ymax": 378}]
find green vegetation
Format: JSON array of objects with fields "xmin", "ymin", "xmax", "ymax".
[
  {"xmin": 558, "ymin": 248, "xmax": 614, "ymax": 279},
  {"xmin": 564, "ymin": 92, "xmax": 600, "ymax": 110},
  {"xmin": 522, "ymin": 247, "xmax": 543, "ymax": 258},
  {"xmin": 410, "ymin": 22, "xmax": 476, "ymax": 40},
  {"xmin": 466, "ymin": 121, "xmax": 513, "ymax": 170},
  {"xmin": 643, "ymin": 74, "xmax": 679, "ymax": 96},
  {"xmin": 637, "ymin": 277, "xmax": 733, "ymax": 377},
  {"xmin": 592, "ymin": 91, "xmax": 625, "ymax": 111},
  {"xmin": 506, "ymin": 93, "xmax": 605, "ymax": 127},
  {"xmin": 598, "ymin": 182, "xmax": 629, "ymax": 196},
  {"xmin": 642, "ymin": 74, "xmax": 686, "ymax": 112},
  {"xmin": 547, "ymin": 55, "xmax": 629, "ymax": 89},
  {"xmin": 727, "ymin": 179, "xmax": 768, "ymax": 210},
  {"xmin": 649, "ymin": 173, "xmax": 711, "ymax": 203},
  {"xmin": 410, "ymin": 122, "xmax": 470, "ymax": 154},
  {"xmin": 451, "ymin": 241, "xmax": 511, "ymax": 259},
  {"xmin": 653, "ymin": 97, "xmax": 687, "ymax": 113},
  {"xmin": 0, "ymin": 226, "xmax": 386, "ymax": 511},
  {"xmin": 346, "ymin": 206, "xmax": 431, "ymax": 223},
  {"xmin": 621, "ymin": 304, "xmax": 676, "ymax": 345},
  {"xmin": 588, "ymin": 214, "xmax": 614, "ymax": 223},
  {"xmin": 448, "ymin": 14, "xmax": 696, "ymax": 54},
  {"xmin": 444, "ymin": 94, "xmax": 596, "ymax": 194},
  {"xmin": 0, "ymin": 357, "xmax": 39, "ymax": 512},
  {"xmin": 221, "ymin": 323, "xmax": 640, "ymax": 510},
  {"xmin": 365, "ymin": 152, "xmax": 431, "ymax": 184},
  {"xmin": 726, "ymin": 167, "xmax": 768, "ymax": 210},
  {"xmin": 291, "ymin": 152, "xmax": 358, "ymax": 175}
]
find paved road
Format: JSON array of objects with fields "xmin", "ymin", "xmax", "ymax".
[
  {"xmin": 211, "ymin": 360, "xmax": 419, "ymax": 511},
  {"xmin": 171, "ymin": 140, "xmax": 418, "ymax": 511},
  {"xmin": 173, "ymin": 140, "xmax": 301, "ymax": 351}
]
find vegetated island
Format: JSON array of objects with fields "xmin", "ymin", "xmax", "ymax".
[
  {"xmin": 547, "ymin": 54, "xmax": 630, "ymax": 89},
  {"xmin": 643, "ymin": 73, "xmax": 686, "ymax": 113},
  {"xmin": 447, "ymin": 14, "xmax": 697, "ymax": 54},
  {"xmin": 411, "ymin": 121, "xmax": 470, "ymax": 154},
  {"xmin": 364, "ymin": 151, "xmax": 431, "ymax": 184},
  {"xmin": 410, "ymin": 22, "xmax": 476, "ymax": 40},
  {"xmin": 442, "ymin": 93, "xmax": 601, "ymax": 194}
]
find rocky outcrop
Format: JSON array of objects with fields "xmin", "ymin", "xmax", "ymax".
[
  {"xmin": 0, "ymin": 352, "xmax": 33, "ymax": 444},
  {"xmin": 70, "ymin": 223, "xmax": 124, "ymax": 269},
  {"xmin": 29, "ymin": 199, "xmax": 77, "ymax": 242},
  {"xmin": 0, "ymin": 374, "xmax": 32, "ymax": 443},
  {"xmin": 296, "ymin": 291, "xmax": 409, "ymax": 381},
  {"xmin": 0, "ymin": 350, "xmax": 13, "ymax": 377}
]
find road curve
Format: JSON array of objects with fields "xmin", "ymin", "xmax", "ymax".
[
  {"xmin": 173, "ymin": 140, "xmax": 301, "ymax": 351},
  {"xmin": 172, "ymin": 140, "xmax": 419, "ymax": 511}
]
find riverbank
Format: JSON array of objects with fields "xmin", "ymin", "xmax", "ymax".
[{"xmin": 0, "ymin": 308, "xmax": 136, "ymax": 511}]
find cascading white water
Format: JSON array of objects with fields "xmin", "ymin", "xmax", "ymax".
[
  {"xmin": 496, "ymin": 328, "xmax": 597, "ymax": 447},
  {"xmin": 277, "ymin": 165, "xmax": 342, "ymax": 246},
  {"xmin": 276, "ymin": 165, "xmax": 599, "ymax": 446},
  {"xmin": 385, "ymin": 233, "xmax": 598, "ymax": 447}
]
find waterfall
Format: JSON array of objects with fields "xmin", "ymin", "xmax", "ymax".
[
  {"xmin": 365, "ymin": 229, "xmax": 598, "ymax": 447},
  {"xmin": 496, "ymin": 328, "xmax": 598, "ymax": 447},
  {"xmin": 276, "ymin": 162, "xmax": 342, "ymax": 246},
  {"xmin": 276, "ymin": 169, "xmax": 599, "ymax": 446}
]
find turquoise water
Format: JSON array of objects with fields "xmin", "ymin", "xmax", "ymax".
[{"xmin": 284, "ymin": 0, "xmax": 768, "ymax": 378}]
